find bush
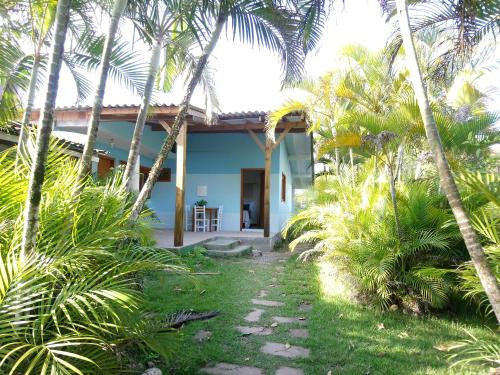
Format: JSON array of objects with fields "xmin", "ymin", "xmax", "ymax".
[
  {"xmin": 455, "ymin": 170, "xmax": 500, "ymax": 317},
  {"xmin": 0, "ymin": 142, "xmax": 183, "ymax": 373},
  {"xmin": 284, "ymin": 162, "xmax": 464, "ymax": 311}
]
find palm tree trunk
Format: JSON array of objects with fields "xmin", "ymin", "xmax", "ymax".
[
  {"xmin": 123, "ymin": 39, "xmax": 162, "ymax": 190},
  {"xmin": 334, "ymin": 148, "xmax": 340, "ymax": 175},
  {"xmin": 394, "ymin": 143, "xmax": 404, "ymax": 181},
  {"xmin": 130, "ymin": 15, "xmax": 226, "ymax": 222},
  {"xmin": 388, "ymin": 163, "xmax": 401, "ymax": 239},
  {"xmin": 16, "ymin": 53, "xmax": 41, "ymax": 166},
  {"xmin": 349, "ymin": 147, "xmax": 355, "ymax": 185},
  {"xmin": 21, "ymin": 0, "xmax": 71, "ymax": 254},
  {"xmin": 396, "ymin": 0, "xmax": 500, "ymax": 323},
  {"xmin": 414, "ymin": 150, "xmax": 423, "ymax": 179},
  {"xmin": 77, "ymin": 0, "xmax": 127, "ymax": 182}
]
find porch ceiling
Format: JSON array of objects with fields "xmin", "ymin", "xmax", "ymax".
[{"xmin": 30, "ymin": 104, "xmax": 307, "ymax": 134}]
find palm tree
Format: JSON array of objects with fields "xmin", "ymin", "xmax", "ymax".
[
  {"xmin": 15, "ymin": 0, "xmax": 58, "ymax": 161},
  {"xmin": 20, "ymin": 0, "xmax": 71, "ymax": 253},
  {"xmin": 385, "ymin": 0, "xmax": 500, "ymax": 79},
  {"xmin": 0, "ymin": 30, "xmax": 26, "ymax": 126},
  {"xmin": 77, "ymin": 0, "xmax": 128, "ymax": 182},
  {"xmin": 122, "ymin": 0, "xmax": 212, "ymax": 190},
  {"xmin": 130, "ymin": 0, "xmax": 312, "ymax": 221},
  {"xmin": 1, "ymin": 141, "xmax": 181, "ymax": 373},
  {"xmin": 4, "ymin": 1, "xmax": 143, "ymax": 168},
  {"xmin": 394, "ymin": 0, "xmax": 500, "ymax": 323}
]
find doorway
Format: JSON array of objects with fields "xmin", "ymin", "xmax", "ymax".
[{"xmin": 240, "ymin": 169, "xmax": 265, "ymax": 230}]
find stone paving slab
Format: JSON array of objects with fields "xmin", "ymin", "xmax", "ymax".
[
  {"xmin": 260, "ymin": 342, "xmax": 310, "ymax": 359},
  {"xmin": 200, "ymin": 363, "xmax": 263, "ymax": 375},
  {"xmin": 289, "ymin": 329, "xmax": 309, "ymax": 338},
  {"xmin": 298, "ymin": 303, "xmax": 312, "ymax": 312},
  {"xmin": 275, "ymin": 367, "xmax": 304, "ymax": 375},
  {"xmin": 272, "ymin": 316, "xmax": 307, "ymax": 325},
  {"xmin": 194, "ymin": 329, "xmax": 212, "ymax": 342},
  {"xmin": 244, "ymin": 308, "xmax": 265, "ymax": 322},
  {"xmin": 251, "ymin": 299, "xmax": 284, "ymax": 307},
  {"xmin": 236, "ymin": 326, "xmax": 273, "ymax": 336},
  {"xmin": 257, "ymin": 290, "xmax": 268, "ymax": 298}
]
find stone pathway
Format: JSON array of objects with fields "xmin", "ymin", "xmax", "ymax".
[
  {"xmin": 200, "ymin": 363, "xmax": 263, "ymax": 375},
  {"xmin": 200, "ymin": 252, "xmax": 312, "ymax": 375},
  {"xmin": 251, "ymin": 299, "xmax": 285, "ymax": 307},
  {"xmin": 260, "ymin": 342, "xmax": 310, "ymax": 359},
  {"xmin": 244, "ymin": 308, "xmax": 265, "ymax": 322}
]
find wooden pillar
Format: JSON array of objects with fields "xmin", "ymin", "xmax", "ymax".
[
  {"xmin": 263, "ymin": 138, "xmax": 272, "ymax": 237},
  {"xmin": 174, "ymin": 121, "xmax": 187, "ymax": 246}
]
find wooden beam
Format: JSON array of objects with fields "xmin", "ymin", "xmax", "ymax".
[
  {"xmin": 174, "ymin": 121, "xmax": 187, "ymax": 247},
  {"xmin": 188, "ymin": 122, "xmax": 306, "ymax": 133},
  {"xmin": 159, "ymin": 120, "xmax": 171, "ymax": 134},
  {"xmin": 263, "ymin": 138, "xmax": 272, "ymax": 238},
  {"xmin": 272, "ymin": 124, "xmax": 294, "ymax": 150},
  {"xmin": 247, "ymin": 129, "xmax": 265, "ymax": 153}
]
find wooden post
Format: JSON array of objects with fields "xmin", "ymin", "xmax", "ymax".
[
  {"xmin": 263, "ymin": 138, "xmax": 272, "ymax": 237},
  {"xmin": 246, "ymin": 127, "xmax": 292, "ymax": 238},
  {"xmin": 174, "ymin": 121, "xmax": 187, "ymax": 246}
]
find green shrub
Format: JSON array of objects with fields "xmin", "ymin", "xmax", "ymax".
[
  {"xmin": 455, "ymin": 170, "xmax": 500, "ymax": 317},
  {"xmin": 0, "ymin": 142, "xmax": 184, "ymax": 374},
  {"xmin": 284, "ymin": 163, "xmax": 463, "ymax": 311},
  {"xmin": 447, "ymin": 330, "xmax": 500, "ymax": 370}
]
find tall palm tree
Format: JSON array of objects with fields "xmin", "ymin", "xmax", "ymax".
[
  {"xmin": 20, "ymin": 0, "xmax": 71, "ymax": 253},
  {"xmin": 77, "ymin": 0, "xmax": 128, "ymax": 182},
  {"xmin": 130, "ymin": 0, "xmax": 312, "ymax": 220},
  {"xmin": 394, "ymin": 0, "xmax": 500, "ymax": 323},
  {"xmin": 15, "ymin": 0, "xmax": 58, "ymax": 161},
  {"xmin": 122, "ymin": 0, "xmax": 207, "ymax": 190},
  {"xmin": 10, "ymin": 0, "xmax": 97, "ymax": 160},
  {"xmin": 7, "ymin": 1, "xmax": 143, "ymax": 169},
  {"xmin": 0, "ymin": 30, "xmax": 26, "ymax": 126},
  {"xmin": 385, "ymin": 0, "xmax": 500, "ymax": 80}
]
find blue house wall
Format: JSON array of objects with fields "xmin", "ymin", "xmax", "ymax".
[{"xmin": 90, "ymin": 121, "xmax": 295, "ymax": 233}]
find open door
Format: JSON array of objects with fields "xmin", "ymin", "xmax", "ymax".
[{"xmin": 241, "ymin": 168, "xmax": 265, "ymax": 230}]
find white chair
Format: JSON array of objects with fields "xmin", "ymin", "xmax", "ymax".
[
  {"xmin": 185, "ymin": 204, "xmax": 192, "ymax": 231},
  {"xmin": 211, "ymin": 205, "xmax": 223, "ymax": 232},
  {"xmin": 194, "ymin": 205, "xmax": 208, "ymax": 232}
]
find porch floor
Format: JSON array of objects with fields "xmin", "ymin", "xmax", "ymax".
[{"xmin": 152, "ymin": 229, "xmax": 273, "ymax": 249}]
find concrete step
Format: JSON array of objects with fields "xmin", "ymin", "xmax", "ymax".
[
  {"xmin": 204, "ymin": 238, "xmax": 241, "ymax": 251},
  {"xmin": 205, "ymin": 245, "xmax": 253, "ymax": 258}
]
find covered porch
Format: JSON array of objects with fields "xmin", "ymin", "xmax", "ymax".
[
  {"xmin": 40, "ymin": 104, "xmax": 313, "ymax": 247},
  {"xmin": 152, "ymin": 229, "xmax": 277, "ymax": 249}
]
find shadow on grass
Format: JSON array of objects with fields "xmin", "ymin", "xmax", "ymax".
[
  {"xmin": 283, "ymin": 256, "xmax": 498, "ymax": 375},
  {"xmin": 141, "ymin": 251, "xmax": 497, "ymax": 375}
]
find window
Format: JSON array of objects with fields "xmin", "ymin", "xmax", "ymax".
[
  {"xmin": 120, "ymin": 161, "xmax": 170, "ymax": 189},
  {"xmin": 139, "ymin": 166, "xmax": 151, "ymax": 190},
  {"xmin": 158, "ymin": 168, "xmax": 171, "ymax": 182},
  {"xmin": 281, "ymin": 173, "xmax": 286, "ymax": 202}
]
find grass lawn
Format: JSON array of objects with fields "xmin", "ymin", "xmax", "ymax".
[{"xmin": 143, "ymin": 249, "xmax": 498, "ymax": 374}]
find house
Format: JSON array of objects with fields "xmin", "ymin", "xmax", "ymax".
[
  {"xmin": 29, "ymin": 104, "xmax": 314, "ymax": 247},
  {"xmin": 0, "ymin": 122, "xmax": 103, "ymax": 161}
]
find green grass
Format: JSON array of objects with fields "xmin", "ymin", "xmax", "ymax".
[{"xmin": 143, "ymin": 250, "xmax": 498, "ymax": 374}]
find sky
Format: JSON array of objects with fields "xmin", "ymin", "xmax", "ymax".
[
  {"xmin": 53, "ymin": 0, "xmax": 392, "ymax": 113},
  {"xmin": 52, "ymin": 0, "xmax": 499, "ymax": 114}
]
